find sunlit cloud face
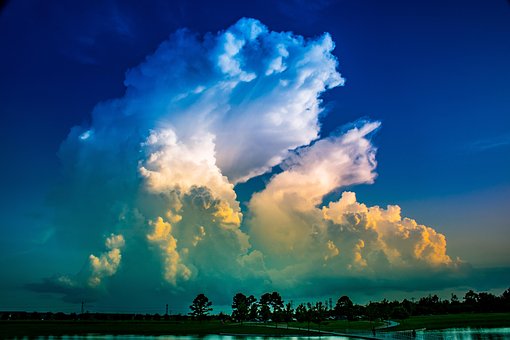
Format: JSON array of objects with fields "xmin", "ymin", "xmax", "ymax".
[
  {"xmin": 89, "ymin": 234, "xmax": 125, "ymax": 287},
  {"xmin": 32, "ymin": 18, "xmax": 462, "ymax": 306}
]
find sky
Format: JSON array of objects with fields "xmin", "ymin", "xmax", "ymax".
[{"xmin": 1, "ymin": 0, "xmax": 509, "ymax": 314}]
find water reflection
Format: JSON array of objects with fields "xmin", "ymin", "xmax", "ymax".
[
  {"xmin": 418, "ymin": 327, "xmax": 510, "ymax": 339},
  {"xmin": 378, "ymin": 327, "xmax": 510, "ymax": 339},
  {"xmin": 24, "ymin": 336, "xmax": 350, "ymax": 340},
  {"xmin": 21, "ymin": 329, "xmax": 510, "ymax": 340}
]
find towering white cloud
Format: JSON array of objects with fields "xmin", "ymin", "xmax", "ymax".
[
  {"xmin": 123, "ymin": 17, "xmax": 343, "ymax": 183},
  {"xmin": 34, "ymin": 18, "xmax": 461, "ymax": 307}
]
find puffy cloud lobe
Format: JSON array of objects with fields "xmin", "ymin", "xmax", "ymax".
[
  {"xmin": 147, "ymin": 217, "xmax": 191, "ymax": 285},
  {"xmin": 322, "ymin": 191, "xmax": 453, "ymax": 267},
  {"xmin": 169, "ymin": 187, "xmax": 252, "ymax": 280},
  {"xmin": 88, "ymin": 234, "xmax": 125, "ymax": 287},
  {"xmin": 139, "ymin": 129, "xmax": 238, "ymax": 207}
]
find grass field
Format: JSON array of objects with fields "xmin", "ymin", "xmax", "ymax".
[
  {"xmin": 0, "ymin": 320, "xmax": 318, "ymax": 338},
  {"xmin": 288, "ymin": 319, "xmax": 382, "ymax": 332},
  {"xmin": 391, "ymin": 313, "xmax": 510, "ymax": 331}
]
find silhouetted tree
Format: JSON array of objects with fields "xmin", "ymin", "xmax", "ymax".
[
  {"xmin": 189, "ymin": 293, "xmax": 212, "ymax": 320},
  {"xmin": 352, "ymin": 304, "xmax": 365, "ymax": 320},
  {"xmin": 391, "ymin": 306, "xmax": 410, "ymax": 319},
  {"xmin": 335, "ymin": 295, "xmax": 354, "ymax": 320},
  {"xmin": 417, "ymin": 294, "xmax": 441, "ymax": 315},
  {"xmin": 312, "ymin": 301, "xmax": 327, "ymax": 332},
  {"xmin": 283, "ymin": 302, "xmax": 294, "ymax": 326},
  {"xmin": 259, "ymin": 292, "xmax": 284, "ymax": 326},
  {"xmin": 502, "ymin": 288, "xmax": 510, "ymax": 301},
  {"xmin": 401, "ymin": 299, "xmax": 414, "ymax": 316},
  {"xmin": 259, "ymin": 294, "xmax": 272, "ymax": 323},
  {"xmin": 502, "ymin": 287, "xmax": 510, "ymax": 308},
  {"xmin": 464, "ymin": 290, "xmax": 479, "ymax": 304},
  {"xmin": 365, "ymin": 302, "xmax": 377, "ymax": 323},
  {"xmin": 295, "ymin": 303, "xmax": 307, "ymax": 323},
  {"xmin": 294, "ymin": 303, "xmax": 313, "ymax": 332},
  {"xmin": 249, "ymin": 299, "xmax": 259, "ymax": 320},
  {"xmin": 463, "ymin": 290, "xmax": 479, "ymax": 312},
  {"xmin": 270, "ymin": 291, "xmax": 284, "ymax": 326},
  {"xmin": 232, "ymin": 293, "xmax": 256, "ymax": 324},
  {"xmin": 478, "ymin": 292, "xmax": 497, "ymax": 312}
]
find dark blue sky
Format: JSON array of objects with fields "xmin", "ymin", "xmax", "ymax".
[{"xmin": 1, "ymin": 0, "xmax": 509, "ymax": 311}]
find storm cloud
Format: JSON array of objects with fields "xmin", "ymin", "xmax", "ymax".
[{"xmin": 31, "ymin": 18, "xmax": 466, "ymax": 308}]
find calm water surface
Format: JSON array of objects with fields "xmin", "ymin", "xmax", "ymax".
[
  {"xmin": 25, "ymin": 337, "xmax": 349, "ymax": 340},
  {"xmin": 24, "ymin": 329, "xmax": 510, "ymax": 339},
  {"xmin": 418, "ymin": 327, "xmax": 510, "ymax": 339}
]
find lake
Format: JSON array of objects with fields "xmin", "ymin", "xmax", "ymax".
[{"xmin": 16, "ymin": 329, "xmax": 510, "ymax": 340}]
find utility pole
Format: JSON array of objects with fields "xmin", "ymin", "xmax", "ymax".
[
  {"xmin": 81, "ymin": 301, "xmax": 84, "ymax": 314},
  {"xmin": 165, "ymin": 303, "xmax": 168, "ymax": 316}
]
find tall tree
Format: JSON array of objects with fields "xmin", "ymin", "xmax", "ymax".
[
  {"xmin": 259, "ymin": 293, "xmax": 272, "ymax": 323},
  {"xmin": 312, "ymin": 301, "xmax": 327, "ymax": 331},
  {"xmin": 232, "ymin": 293, "xmax": 256, "ymax": 324},
  {"xmin": 269, "ymin": 291, "xmax": 284, "ymax": 324},
  {"xmin": 259, "ymin": 292, "xmax": 285, "ymax": 326},
  {"xmin": 295, "ymin": 303, "xmax": 312, "ymax": 331},
  {"xmin": 283, "ymin": 302, "xmax": 294, "ymax": 325},
  {"xmin": 295, "ymin": 303, "xmax": 307, "ymax": 323},
  {"xmin": 249, "ymin": 298, "xmax": 259, "ymax": 321},
  {"xmin": 232, "ymin": 293, "xmax": 249, "ymax": 323},
  {"xmin": 189, "ymin": 293, "xmax": 212, "ymax": 320},
  {"xmin": 335, "ymin": 295, "xmax": 354, "ymax": 320}
]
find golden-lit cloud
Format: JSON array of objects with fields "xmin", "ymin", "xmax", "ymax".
[
  {"xmin": 246, "ymin": 122, "xmax": 456, "ymax": 287},
  {"xmin": 322, "ymin": 191, "xmax": 454, "ymax": 267},
  {"xmin": 147, "ymin": 217, "xmax": 191, "ymax": 285},
  {"xmin": 88, "ymin": 234, "xmax": 125, "ymax": 287}
]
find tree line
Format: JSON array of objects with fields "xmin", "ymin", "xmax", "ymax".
[
  {"xmin": 189, "ymin": 287, "xmax": 510, "ymax": 323},
  {"xmin": 3, "ymin": 287, "xmax": 509, "ymax": 321}
]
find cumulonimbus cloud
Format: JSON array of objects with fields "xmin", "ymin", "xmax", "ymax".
[{"xmin": 31, "ymin": 18, "xmax": 461, "ymax": 306}]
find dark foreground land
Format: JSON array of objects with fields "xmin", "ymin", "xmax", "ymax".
[
  {"xmin": 0, "ymin": 320, "xmax": 316, "ymax": 338},
  {"xmin": 1, "ymin": 313, "xmax": 510, "ymax": 338}
]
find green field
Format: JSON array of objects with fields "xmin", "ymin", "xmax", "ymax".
[
  {"xmin": 288, "ymin": 319, "xmax": 382, "ymax": 332},
  {"xmin": 0, "ymin": 320, "xmax": 318, "ymax": 338},
  {"xmin": 391, "ymin": 313, "xmax": 510, "ymax": 331}
]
